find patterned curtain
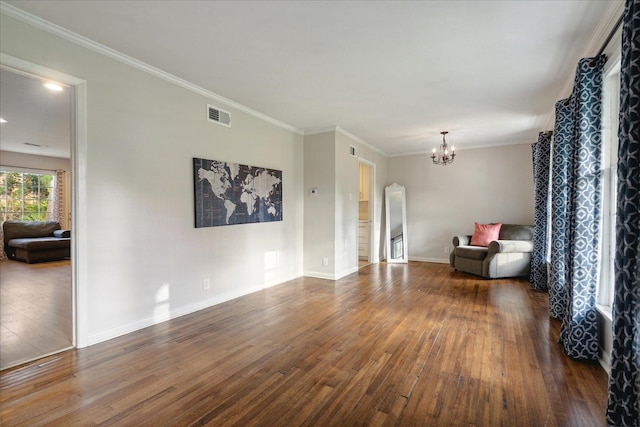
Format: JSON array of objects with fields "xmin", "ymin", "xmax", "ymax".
[
  {"xmin": 51, "ymin": 170, "xmax": 65, "ymax": 225},
  {"xmin": 549, "ymin": 100, "xmax": 572, "ymax": 318},
  {"xmin": 607, "ymin": 0, "xmax": 640, "ymax": 424},
  {"xmin": 0, "ymin": 226, "xmax": 6, "ymax": 261},
  {"xmin": 545, "ymin": 55, "xmax": 605, "ymax": 360},
  {"xmin": 530, "ymin": 131, "xmax": 552, "ymax": 291}
]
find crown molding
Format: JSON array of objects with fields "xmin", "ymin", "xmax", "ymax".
[
  {"xmin": 335, "ymin": 127, "xmax": 387, "ymax": 157},
  {"xmin": 542, "ymin": 0, "xmax": 625, "ymax": 130},
  {"xmin": 582, "ymin": 1, "xmax": 625, "ymax": 57},
  {"xmin": 304, "ymin": 126, "xmax": 387, "ymax": 157},
  {"xmin": 304, "ymin": 126, "xmax": 340, "ymax": 136},
  {"xmin": 0, "ymin": 2, "xmax": 304, "ymax": 135},
  {"xmin": 388, "ymin": 139, "xmax": 533, "ymax": 158}
]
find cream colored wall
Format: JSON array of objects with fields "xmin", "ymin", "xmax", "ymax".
[
  {"xmin": 0, "ymin": 151, "xmax": 71, "ymax": 171},
  {"xmin": 388, "ymin": 143, "xmax": 535, "ymax": 262},
  {"xmin": 303, "ymin": 132, "xmax": 336, "ymax": 277},
  {"xmin": 1, "ymin": 13, "xmax": 304, "ymax": 346},
  {"xmin": 303, "ymin": 129, "xmax": 387, "ymax": 279}
]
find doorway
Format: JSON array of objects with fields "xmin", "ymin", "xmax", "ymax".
[
  {"xmin": 358, "ymin": 159, "xmax": 375, "ymax": 268},
  {"xmin": 0, "ymin": 66, "xmax": 75, "ymax": 369}
]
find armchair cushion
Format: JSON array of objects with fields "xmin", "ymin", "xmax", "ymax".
[
  {"xmin": 499, "ymin": 224, "xmax": 533, "ymax": 240},
  {"xmin": 455, "ymin": 245, "xmax": 488, "ymax": 260}
]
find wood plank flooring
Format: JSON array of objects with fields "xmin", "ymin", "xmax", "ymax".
[
  {"xmin": 0, "ymin": 259, "xmax": 73, "ymax": 370},
  {"xmin": 0, "ymin": 262, "xmax": 608, "ymax": 426}
]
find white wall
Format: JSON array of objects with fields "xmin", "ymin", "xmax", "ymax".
[
  {"xmin": 334, "ymin": 132, "xmax": 360, "ymax": 277},
  {"xmin": 1, "ymin": 13, "xmax": 304, "ymax": 346},
  {"xmin": 303, "ymin": 132, "xmax": 336, "ymax": 277},
  {"xmin": 388, "ymin": 143, "xmax": 535, "ymax": 263},
  {"xmin": 303, "ymin": 129, "xmax": 387, "ymax": 279}
]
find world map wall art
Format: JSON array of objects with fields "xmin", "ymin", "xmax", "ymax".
[{"xmin": 193, "ymin": 157, "xmax": 283, "ymax": 228}]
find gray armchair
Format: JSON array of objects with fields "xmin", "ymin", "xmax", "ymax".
[{"xmin": 449, "ymin": 224, "xmax": 534, "ymax": 279}]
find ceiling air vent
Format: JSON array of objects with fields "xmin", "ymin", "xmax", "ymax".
[{"xmin": 207, "ymin": 104, "xmax": 231, "ymax": 127}]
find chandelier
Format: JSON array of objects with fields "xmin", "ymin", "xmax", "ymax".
[{"xmin": 431, "ymin": 131, "xmax": 456, "ymax": 166}]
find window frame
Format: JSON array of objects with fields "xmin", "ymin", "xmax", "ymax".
[
  {"xmin": 597, "ymin": 56, "xmax": 621, "ymax": 312},
  {"xmin": 0, "ymin": 166, "xmax": 56, "ymax": 223}
]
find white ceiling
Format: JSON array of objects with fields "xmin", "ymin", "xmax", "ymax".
[
  {"xmin": 1, "ymin": 0, "xmax": 623, "ymax": 157},
  {"xmin": 0, "ymin": 67, "xmax": 72, "ymax": 159}
]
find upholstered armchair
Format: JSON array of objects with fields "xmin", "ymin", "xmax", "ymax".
[{"xmin": 449, "ymin": 224, "xmax": 534, "ymax": 279}]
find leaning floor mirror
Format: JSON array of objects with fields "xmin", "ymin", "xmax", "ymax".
[{"xmin": 385, "ymin": 183, "xmax": 408, "ymax": 263}]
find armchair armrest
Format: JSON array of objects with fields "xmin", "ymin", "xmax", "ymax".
[
  {"xmin": 488, "ymin": 240, "xmax": 533, "ymax": 254},
  {"xmin": 452, "ymin": 235, "xmax": 472, "ymax": 247}
]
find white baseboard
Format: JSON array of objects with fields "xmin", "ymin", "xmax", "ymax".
[
  {"xmin": 87, "ymin": 274, "xmax": 300, "ymax": 346},
  {"xmin": 599, "ymin": 345, "xmax": 611, "ymax": 375},
  {"xmin": 304, "ymin": 266, "xmax": 359, "ymax": 281},
  {"xmin": 303, "ymin": 271, "xmax": 336, "ymax": 280},
  {"xmin": 336, "ymin": 266, "xmax": 359, "ymax": 279}
]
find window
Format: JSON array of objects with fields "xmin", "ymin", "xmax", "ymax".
[
  {"xmin": 0, "ymin": 169, "xmax": 55, "ymax": 222},
  {"xmin": 598, "ymin": 60, "xmax": 621, "ymax": 310}
]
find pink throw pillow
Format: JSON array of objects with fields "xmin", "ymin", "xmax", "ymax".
[{"xmin": 470, "ymin": 222, "xmax": 502, "ymax": 247}]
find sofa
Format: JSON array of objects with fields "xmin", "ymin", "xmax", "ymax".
[
  {"xmin": 449, "ymin": 224, "xmax": 533, "ymax": 279},
  {"xmin": 2, "ymin": 221, "xmax": 71, "ymax": 263}
]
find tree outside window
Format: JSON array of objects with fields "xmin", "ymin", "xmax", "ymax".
[{"xmin": 0, "ymin": 170, "xmax": 54, "ymax": 222}]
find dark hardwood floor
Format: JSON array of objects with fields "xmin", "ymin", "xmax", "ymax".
[
  {"xmin": 0, "ymin": 259, "xmax": 73, "ymax": 370},
  {"xmin": 0, "ymin": 262, "xmax": 608, "ymax": 426}
]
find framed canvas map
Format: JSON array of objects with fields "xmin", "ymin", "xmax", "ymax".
[{"xmin": 193, "ymin": 157, "xmax": 282, "ymax": 228}]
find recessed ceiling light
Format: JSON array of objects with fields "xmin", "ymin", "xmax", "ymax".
[
  {"xmin": 0, "ymin": 118, "xmax": 7, "ymax": 124},
  {"xmin": 44, "ymin": 82, "xmax": 64, "ymax": 92}
]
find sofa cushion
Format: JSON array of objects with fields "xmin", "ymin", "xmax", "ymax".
[
  {"xmin": 455, "ymin": 245, "xmax": 488, "ymax": 260},
  {"xmin": 470, "ymin": 222, "xmax": 502, "ymax": 247},
  {"xmin": 8, "ymin": 237, "xmax": 70, "ymax": 250},
  {"xmin": 499, "ymin": 224, "xmax": 533, "ymax": 240},
  {"xmin": 3, "ymin": 221, "xmax": 61, "ymax": 243}
]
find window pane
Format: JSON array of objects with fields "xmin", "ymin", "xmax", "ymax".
[{"xmin": 0, "ymin": 170, "xmax": 54, "ymax": 224}]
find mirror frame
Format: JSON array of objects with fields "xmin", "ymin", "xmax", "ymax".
[{"xmin": 385, "ymin": 183, "xmax": 408, "ymax": 263}]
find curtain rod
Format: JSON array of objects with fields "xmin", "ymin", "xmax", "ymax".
[
  {"xmin": 0, "ymin": 164, "xmax": 62, "ymax": 172},
  {"xmin": 596, "ymin": 13, "xmax": 624, "ymax": 58}
]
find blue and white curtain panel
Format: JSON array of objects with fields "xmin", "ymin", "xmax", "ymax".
[
  {"xmin": 607, "ymin": 0, "xmax": 640, "ymax": 425},
  {"xmin": 559, "ymin": 55, "xmax": 605, "ymax": 361},
  {"xmin": 531, "ymin": 131, "xmax": 551, "ymax": 291},
  {"xmin": 549, "ymin": 100, "xmax": 572, "ymax": 319},
  {"xmin": 193, "ymin": 157, "xmax": 283, "ymax": 228},
  {"xmin": 545, "ymin": 55, "xmax": 605, "ymax": 361}
]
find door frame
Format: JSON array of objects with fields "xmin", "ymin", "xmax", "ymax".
[
  {"xmin": 358, "ymin": 158, "xmax": 376, "ymax": 264},
  {"xmin": 1, "ymin": 53, "xmax": 88, "ymax": 348}
]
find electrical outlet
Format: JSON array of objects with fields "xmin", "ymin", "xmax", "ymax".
[
  {"xmin": 444, "ymin": 246, "xmax": 450, "ymax": 254},
  {"xmin": 203, "ymin": 278, "xmax": 210, "ymax": 290},
  {"xmin": 322, "ymin": 257, "xmax": 329, "ymax": 267}
]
